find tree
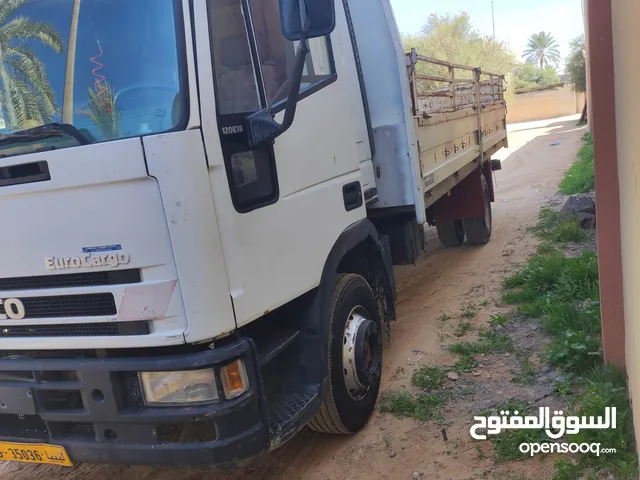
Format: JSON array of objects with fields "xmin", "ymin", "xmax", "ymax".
[
  {"xmin": 79, "ymin": 80, "xmax": 120, "ymax": 140},
  {"xmin": 0, "ymin": 0, "xmax": 64, "ymax": 129},
  {"xmin": 522, "ymin": 32, "xmax": 561, "ymax": 69},
  {"xmin": 565, "ymin": 34, "xmax": 587, "ymax": 123},
  {"xmin": 514, "ymin": 64, "xmax": 560, "ymax": 90},
  {"xmin": 402, "ymin": 13, "xmax": 516, "ymax": 78},
  {"xmin": 565, "ymin": 34, "xmax": 586, "ymax": 93}
]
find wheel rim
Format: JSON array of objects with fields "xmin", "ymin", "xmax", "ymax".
[{"xmin": 342, "ymin": 306, "xmax": 382, "ymax": 401}]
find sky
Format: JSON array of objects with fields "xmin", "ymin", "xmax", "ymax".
[{"xmin": 389, "ymin": 0, "xmax": 585, "ymax": 69}]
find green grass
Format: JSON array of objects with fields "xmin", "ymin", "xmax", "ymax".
[
  {"xmin": 502, "ymin": 192, "xmax": 637, "ymax": 479},
  {"xmin": 528, "ymin": 208, "xmax": 586, "ymax": 244},
  {"xmin": 490, "ymin": 402, "xmax": 549, "ymax": 462},
  {"xmin": 450, "ymin": 331, "xmax": 515, "ymax": 356},
  {"xmin": 511, "ymin": 356, "xmax": 536, "ymax": 385},
  {"xmin": 411, "ymin": 366, "xmax": 445, "ymax": 390},
  {"xmin": 461, "ymin": 304, "xmax": 478, "ymax": 318},
  {"xmin": 453, "ymin": 354, "xmax": 478, "ymax": 374},
  {"xmin": 503, "ymin": 249, "xmax": 601, "ymax": 372},
  {"xmin": 454, "ymin": 321, "xmax": 473, "ymax": 337},
  {"xmin": 449, "ymin": 331, "xmax": 514, "ymax": 374},
  {"xmin": 489, "ymin": 313, "xmax": 511, "ymax": 327},
  {"xmin": 550, "ymin": 367, "xmax": 639, "ymax": 480},
  {"xmin": 559, "ymin": 132, "xmax": 595, "ymax": 195},
  {"xmin": 379, "ymin": 391, "xmax": 443, "ymax": 422}
]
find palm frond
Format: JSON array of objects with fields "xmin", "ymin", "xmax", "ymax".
[
  {"xmin": 78, "ymin": 82, "xmax": 121, "ymax": 140},
  {"xmin": 0, "ymin": 0, "xmax": 28, "ymax": 25},
  {"xmin": 0, "ymin": 72, "xmax": 50, "ymax": 128},
  {"xmin": 0, "ymin": 15, "xmax": 64, "ymax": 53},
  {"xmin": 5, "ymin": 46, "xmax": 57, "ymax": 116}
]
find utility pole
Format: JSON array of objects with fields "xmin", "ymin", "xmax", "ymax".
[{"xmin": 492, "ymin": 1, "xmax": 496, "ymax": 40}]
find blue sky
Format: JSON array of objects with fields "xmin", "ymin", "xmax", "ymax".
[{"xmin": 389, "ymin": 0, "xmax": 585, "ymax": 67}]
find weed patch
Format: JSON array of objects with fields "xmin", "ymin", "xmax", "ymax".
[
  {"xmin": 559, "ymin": 132, "xmax": 595, "ymax": 195},
  {"xmin": 411, "ymin": 366, "xmax": 445, "ymax": 390},
  {"xmin": 558, "ymin": 366, "xmax": 639, "ymax": 479},
  {"xmin": 511, "ymin": 356, "xmax": 536, "ymax": 385},
  {"xmin": 454, "ymin": 321, "xmax": 473, "ymax": 337},
  {"xmin": 528, "ymin": 208, "xmax": 585, "ymax": 244},
  {"xmin": 379, "ymin": 391, "xmax": 443, "ymax": 422}
]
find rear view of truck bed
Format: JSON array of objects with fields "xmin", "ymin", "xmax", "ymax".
[{"xmin": 406, "ymin": 49, "xmax": 508, "ymax": 208}]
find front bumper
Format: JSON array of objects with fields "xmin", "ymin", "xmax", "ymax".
[{"xmin": 0, "ymin": 339, "xmax": 269, "ymax": 466}]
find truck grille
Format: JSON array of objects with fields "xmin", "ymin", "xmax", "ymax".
[
  {"xmin": 0, "ymin": 321, "xmax": 149, "ymax": 337},
  {"xmin": 0, "ymin": 269, "xmax": 140, "ymax": 291},
  {"xmin": 0, "ymin": 293, "xmax": 116, "ymax": 318}
]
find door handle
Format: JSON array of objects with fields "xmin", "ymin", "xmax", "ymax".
[{"xmin": 342, "ymin": 181, "xmax": 363, "ymax": 212}]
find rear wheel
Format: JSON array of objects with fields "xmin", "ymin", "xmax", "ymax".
[
  {"xmin": 436, "ymin": 219, "xmax": 465, "ymax": 247},
  {"xmin": 463, "ymin": 175, "xmax": 492, "ymax": 245},
  {"xmin": 309, "ymin": 274, "xmax": 383, "ymax": 434}
]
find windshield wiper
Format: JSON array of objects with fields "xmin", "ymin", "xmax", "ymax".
[{"xmin": 0, "ymin": 122, "xmax": 90, "ymax": 147}]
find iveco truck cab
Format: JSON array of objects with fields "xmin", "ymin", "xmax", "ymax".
[{"xmin": 0, "ymin": 0, "xmax": 506, "ymax": 468}]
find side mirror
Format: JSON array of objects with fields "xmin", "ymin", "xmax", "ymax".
[{"xmin": 279, "ymin": 0, "xmax": 336, "ymax": 41}]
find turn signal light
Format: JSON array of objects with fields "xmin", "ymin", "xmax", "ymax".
[{"xmin": 220, "ymin": 359, "xmax": 248, "ymax": 399}]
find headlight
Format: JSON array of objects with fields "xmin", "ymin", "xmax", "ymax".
[{"xmin": 139, "ymin": 369, "xmax": 219, "ymax": 406}]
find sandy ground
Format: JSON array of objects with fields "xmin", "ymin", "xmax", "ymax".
[{"xmin": 0, "ymin": 116, "xmax": 586, "ymax": 480}]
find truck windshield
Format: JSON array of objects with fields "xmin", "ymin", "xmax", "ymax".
[{"xmin": 0, "ymin": 0, "xmax": 185, "ymax": 156}]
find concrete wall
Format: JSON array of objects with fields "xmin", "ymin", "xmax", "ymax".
[
  {"xmin": 611, "ymin": 0, "xmax": 640, "ymax": 458},
  {"xmin": 506, "ymin": 84, "xmax": 585, "ymax": 124}
]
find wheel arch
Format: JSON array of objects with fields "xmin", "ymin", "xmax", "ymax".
[{"xmin": 301, "ymin": 219, "xmax": 397, "ymax": 386}]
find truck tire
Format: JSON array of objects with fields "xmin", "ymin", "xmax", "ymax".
[
  {"xmin": 436, "ymin": 219, "xmax": 465, "ymax": 247},
  {"xmin": 463, "ymin": 175, "xmax": 492, "ymax": 245},
  {"xmin": 309, "ymin": 274, "xmax": 383, "ymax": 435}
]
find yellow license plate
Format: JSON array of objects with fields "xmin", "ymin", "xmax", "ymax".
[{"xmin": 0, "ymin": 441, "xmax": 72, "ymax": 467}]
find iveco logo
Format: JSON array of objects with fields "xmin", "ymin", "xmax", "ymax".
[{"xmin": 0, "ymin": 298, "xmax": 26, "ymax": 320}]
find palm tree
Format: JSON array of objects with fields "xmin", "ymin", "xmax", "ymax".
[
  {"xmin": 522, "ymin": 32, "xmax": 561, "ymax": 69},
  {"xmin": 79, "ymin": 80, "xmax": 120, "ymax": 140},
  {"xmin": 0, "ymin": 0, "xmax": 64, "ymax": 130},
  {"xmin": 62, "ymin": 0, "xmax": 80, "ymax": 124}
]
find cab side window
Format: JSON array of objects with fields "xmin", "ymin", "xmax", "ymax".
[
  {"xmin": 208, "ymin": 0, "xmax": 336, "ymax": 213},
  {"xmin": 249, "ymin": 0, "xmax": 336, "ymax": 108}
]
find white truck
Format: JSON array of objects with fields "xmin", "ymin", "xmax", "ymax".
[{"xmin": 0, "ymin": 0, "xmax": 507, "ymax": 468}]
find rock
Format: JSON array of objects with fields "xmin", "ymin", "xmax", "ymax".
[
  {"xmin": 447, "ymin": 371, "xmax": 460, "ymax": 381},
  {"xmin": 577, "ymin": 212, "xmax": 597, "ymax": 229},
  {"xmin": 413, "ymin": 472, "xmax": 424, "ymax": 479},
  {"xmin": 389, "ymin": 450, "xmax": 397, "ymax": 458},
  {"xmin": 596, "ymin": 469, "xmax": 614, "ymax": 480},
  {"xmin": 560, "ymin": 194, "xmax": 596, "ymax": 219}
]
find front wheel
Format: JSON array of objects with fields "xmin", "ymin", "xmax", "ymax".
[{"xmin": 309, "ymin": 274, "xmax": 383, "ymax": 434}]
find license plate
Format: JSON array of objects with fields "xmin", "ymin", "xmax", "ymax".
[{"xmin": 0, "ymin": 442, "xmax": 72, "ymax": 467}]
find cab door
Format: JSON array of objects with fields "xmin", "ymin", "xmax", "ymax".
[{"xmin": 192, "ymin": 0, "xmax": 374, "ymax": 326}]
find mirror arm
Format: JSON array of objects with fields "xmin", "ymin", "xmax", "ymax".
[{"xmin": 278, "ymin": 38, "xmax": 309, "ymax": 136}]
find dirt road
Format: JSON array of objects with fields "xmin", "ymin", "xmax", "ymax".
[{"xmin": 0, "ymin": 116, "xmax": 586, "ymax": 480}]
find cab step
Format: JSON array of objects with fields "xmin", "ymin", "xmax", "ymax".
[
  {"xmin": 256, "ymin": 328, "xmax": 300, "ymax": 367},
  {"xmin": 267, "ymin": 391, "xmax": 319, "ymax": 442}
]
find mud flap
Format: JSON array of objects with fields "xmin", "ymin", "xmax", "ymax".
[{"xmin": 433, "ymin": 166, "xmax": 490, "ymax": 223}]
